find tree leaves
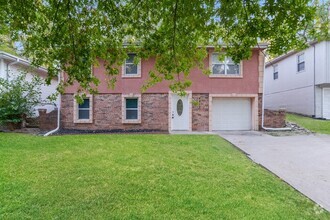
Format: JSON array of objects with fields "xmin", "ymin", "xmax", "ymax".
[{"xmin": 1, "ymin": 0, "xmax": 324, "ymax": 94}]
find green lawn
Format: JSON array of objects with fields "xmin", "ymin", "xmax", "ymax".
[
  {"xmin": 0, "ymin": 133, "xmax": 328, "ymax": 219},
  {"xmin": 287, "ymin": 113, "xmax": 330, "ymax": 135}
]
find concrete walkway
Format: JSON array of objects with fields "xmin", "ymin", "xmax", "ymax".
[{"xmin": 219, "ymin": 131, "xmax": 330, "ymax": 212}]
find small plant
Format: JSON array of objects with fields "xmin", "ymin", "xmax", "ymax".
[
  {"xmin": 192, "ymin": 98, "xmax": 200, "ymax": 107},
  {"xmin": 0, "ymin": 72, "xmax": 43, "ymax": 130}
]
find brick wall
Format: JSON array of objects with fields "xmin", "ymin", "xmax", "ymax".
[
  {"xmin": 61, "ymin": 93, "xmax": 263, "ymax": 132},
  {"xmin": 258, "ymin": 93, "xmax": 263, "ymax": 129},
  {"xmin": 61, "ymin": 94, "xmax": 168, "ymax": 131},
  {"xmin": 258, "ymin": 94, "xmax": 286, "ymax": 128},
  {"xmin": 192, "ymin": 94, "xmax": 209, "ymax": 131},
  {"xmin": 264, "ymin": 109, "xmax": 286, "ymax": 128},
  {"xmin": 38, "ymin": 109, "xmax": 58, "ymax": 131}
]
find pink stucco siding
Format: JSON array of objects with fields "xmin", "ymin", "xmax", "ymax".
[{"xmin": 64, "ymin": 49, "xmax": 260, "ymax": 94}]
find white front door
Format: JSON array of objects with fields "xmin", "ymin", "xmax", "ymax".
[
  {"xmin": 323, "ymin": 88, "xmax": 330, "ymax": 119},
  {"xmin": 171, "ymin": 94, "xmax": 189, "ymax": 130}
]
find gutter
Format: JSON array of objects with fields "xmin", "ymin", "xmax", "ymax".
[
  {"xmin": 261, "ymin": 52, "xmax": 292, "ymax": 131},
  {"xmin": 44, "ymin": 72, "xmax": 61, "ymax": 136},
  {"xmin": 0, "ymin": 51, "xmax": 48, "ymax": 73},
  {"xmin": 6, "ymin": 58, "xmax": 20, "ymax": 80}
]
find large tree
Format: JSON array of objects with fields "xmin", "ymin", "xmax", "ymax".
[{"xmin": 1, "ymin": 0, "xmax": 327, "ymax": 94}]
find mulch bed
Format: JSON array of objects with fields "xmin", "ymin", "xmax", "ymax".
[{"xmin": 53, "ymin": 129, "xmax": 168, "ymax": 135}]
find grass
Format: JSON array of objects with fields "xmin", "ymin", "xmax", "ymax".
[
  {"xmin": 0, "ymin": 133, "xmax": 329, "ymax": 219},
  {"xmin": 287, "ymin": 113, "xmax": 330, "ymax": 135}
]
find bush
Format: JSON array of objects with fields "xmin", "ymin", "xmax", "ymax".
[{"xmin": 0, "ymin": 72, "xmax": 43, "ymax": 128}]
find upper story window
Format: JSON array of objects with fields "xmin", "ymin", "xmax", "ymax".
[
  {"xmin": 297, "ymin": 53, "xmax": 305, "ymax": 72},
  {"xmin": 211, "ymin": 53, "xmax": 241, "ymax": 77},
  {"xmin": 273, "ymin": 65, "xmax": 278, "ymax": 80},
  {"xmin": 123, "ymin": 53, "xmax": 141, "ymax": 77},
  {"xmin": 74, "ymin": 95, "xmax": 93, "ymax": 123}
]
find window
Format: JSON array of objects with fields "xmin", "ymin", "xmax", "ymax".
[
  {"xmin": 297, "ymin": 53, "xmax": 305, "ymax": 72},
  {"xmin": 211, "ymin": 53, "xmax": 241, "ymax": 76},
  {"xmin": 123, "ymin": 53, "xmax": 141, "ymax": 77},
  {"xmin": 78, "ymin": 98, "xmax": 90, "ymax": 119},
  {"xmin": 74, "ymin": 95, "xmax": 93, "ymax": 123},
  {"xmin": 122, "ymin": 94, "xmax": 141, "ymax": 123},
  {"xmin": 126, "ymin": 98, "xmax": 138, "ymax": 120},
  {"xmin": 273, "ymin": 65, "xmax": 278, "ymax": 80}
]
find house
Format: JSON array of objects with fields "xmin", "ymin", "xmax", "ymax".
[
  {"xmin": 0, "ymin": 51, "xmax": 59, "ymax": 116},
  {"xmin": 265, "ymin": 41, "xmax": 330, "ymax": 119},
  {"xmin": 61, "ymin": 46, "xmax": 266, "ymax": 132}
]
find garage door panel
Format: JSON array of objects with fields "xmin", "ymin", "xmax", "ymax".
[
  {"xmin": 323, "ymin": 89, "xmax": 330, "ymax": 119},
  {"xmin": 212, "ymin": 98, "xmax": 252, "ymax": 131}
]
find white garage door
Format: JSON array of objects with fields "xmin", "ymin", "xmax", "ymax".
[
  {"xmin": 212, "ymin": 98, "xmax": 252, "ymax": 131},
  {"xmin": 323, "ymin": 89, "xmax": 330, "ymax": 119}
]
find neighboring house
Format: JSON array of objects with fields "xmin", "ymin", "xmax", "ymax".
[
  {"xmin": 265, "ymin": 41, "xmax": 330, "ymax": 119},
  {"xmin": 61, "ymin": 46, "xmax": 266, "ymax": 132},
  {"xmin": 0, "ymin": 51, "xmax": 59, "ymax": 116}
]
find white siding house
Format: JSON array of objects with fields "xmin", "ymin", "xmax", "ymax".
[
  {"xmin": 0, "ymin": 51, "xmax": 59, "ymax": 116},
  {"xmin": 265, "ymin": 41, "xmax": 330, "ymax": 119}
]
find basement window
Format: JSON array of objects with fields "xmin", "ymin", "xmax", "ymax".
[
  {"xmin": 78, "ymin": 98, "xmax": 90, "ymax": 119},
  {"xmin": 74, "ymin": 95, "xmax": 93, "ymax": 123},
  {"xmin": 122, "ymin": 94, "xmax": 141, "ymax": 124}
]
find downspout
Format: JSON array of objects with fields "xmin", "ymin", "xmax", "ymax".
[
  {"xmin": 313, "ymin": 44, "xmax": 316, "ymax": 117},
  {"xmin": 261, "ymin": 51, "xmax": 291, "ymax": 131},
  {"xmin": 44, "ymin": 72, "xmax": 61, "ymax": 136}
]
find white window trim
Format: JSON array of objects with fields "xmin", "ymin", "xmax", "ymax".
[
  {"xmin": 73, "ymin": 94, "xmax": 93, "ymax": 123},
  {"xmin": 122, "ymin": 94, "xmax": 141, "ymax": 124},
  {"xmin": 122, "ymin": 54, "xmax": 142, "ymax": 78},
  {"xmin": 297, "ymin": 53, "xmax": 305, "ymax": 73},
  {"xmin": 209, "ymin": 53, "xmax": 243, "ymax": 78},
  {"xmin": 273, "ymin": 65, "xmax": 279, "ymax": 80}
]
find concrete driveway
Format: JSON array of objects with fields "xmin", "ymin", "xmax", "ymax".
[{"xmin": 219, "ymin": 131, "xmax": 330, "ymax": 212}]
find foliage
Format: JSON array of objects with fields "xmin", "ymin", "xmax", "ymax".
[
  {"xmin": 0, "ymin": 1, "xmax": 325, "ymax": 94},
  {"xmin": 1, "ymin": 133, "xmax": 329, "ymax": 219},
  {"xmin": 0, "ymin": 72, "xmax": 42, "ymax": 125},
  {"xmin": 287, "ymin": 113, "xmax": 330, "ymax": 135},
  {"xmin": 312, "ymin": 0, "xmax": 330, "ymax": 41},
  {"xmin": 0, "ymin": 34, "xmax": 18, "ymax": 55}
]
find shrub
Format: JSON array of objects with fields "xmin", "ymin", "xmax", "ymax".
[{"xmin": 0, "ymin": 72, "xmax": 43, "ymax": 128}]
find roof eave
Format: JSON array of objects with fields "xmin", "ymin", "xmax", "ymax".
[{"xmin": 0, "ymin": 51, "xmax": 48, "ymax": 73}]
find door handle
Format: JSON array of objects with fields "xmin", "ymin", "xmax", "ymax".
[{"xmin": 172, "ymin": 112, "xmax": 174, "ymax": 119}]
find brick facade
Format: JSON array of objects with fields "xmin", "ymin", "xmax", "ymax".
[
  {"xmin": 61, "ymin": 94, "xmax": 168, "ymax": 131},
  {"xmin": 61, "ymin": 93, "xmax": 263, "ymax": 132},
  {"xmin": 38, "ymin": 109, "xmax": 58, "ymax": 131},
  {"xmin": 258, "ymin": 93, "xmax": 263, "ymax": 129},
  {"xmin": 192, "ymin": 94, "xmax": 209, "ymax": 131}
]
